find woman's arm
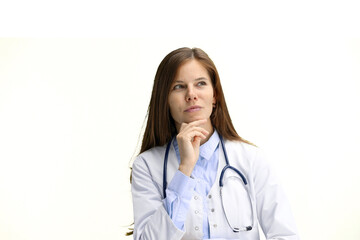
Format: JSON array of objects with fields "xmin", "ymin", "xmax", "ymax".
[
  {"xmin": 132, "ymin": 157, "xmax": 200, "ymax": 240},
  {"xmin": 131, "ymin": 156, "xmax": 185, "ymax": 240}
]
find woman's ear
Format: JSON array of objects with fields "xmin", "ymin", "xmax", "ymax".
[{"xmin": 212, "ymin": 92, "xmax": 216, "ymax": 104}]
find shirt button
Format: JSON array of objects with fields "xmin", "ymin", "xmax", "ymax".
[
  {"xmin": 211, "ymin": 208, "xmax": 215, "ymax": 212},
  {"xmin": 213, "ymin": 224, "xmax": 217, "ymax": 228},
  {"xmin": 194, "ymin": 196, "xmax": 198, "ymax": 200},
  {"xmin": 208, "ymin": 195, "xmax": 212, "ymax": 199},
  {"xmin": 195, "ymin": 210, "xmax": 199, "ymax": 214},
  {"xmin": 195, "ymin": 226, "xmax": 199, "ymax": 231}
]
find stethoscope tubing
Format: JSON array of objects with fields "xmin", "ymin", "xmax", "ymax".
[
  {"xmin": 163, "ymin": 137, "xmax": 172, "ymax": 199},
  {"xmin": 162, "ymin": 134, "xmax": 254, "ymax": 232},
  {"xmin": 219, "ymin": 135, "xmax": 248, "ymax": 187},
  {"xmin": 163, "ymin": 135, "xmax": 248, "ymax": 197}
]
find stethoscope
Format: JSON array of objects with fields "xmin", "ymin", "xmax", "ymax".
[{"xmin": 163, "ymin": 134, "xmax": 255, "ymax": 232}]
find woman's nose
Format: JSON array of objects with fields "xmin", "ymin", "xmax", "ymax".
[{"xmin": 185, "ymin": 86, "xmax": 198, "ymax": 102}]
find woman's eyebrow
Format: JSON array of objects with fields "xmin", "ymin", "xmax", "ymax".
[
  {"xmin": 174, "ymin": 77, "xmax": 209, "ymax": 83},
  {"xmin": 194, "ymin": 77, "xmax": 209, "ymax": 81}
]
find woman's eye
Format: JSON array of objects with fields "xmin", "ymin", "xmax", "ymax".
[
  {"xmin": 173, "ymin": 84, "xmax": 184, "ymax": 90},
  {"xmin": 197, "ymin": 81, "xmax": 206, "ymax": 86}
]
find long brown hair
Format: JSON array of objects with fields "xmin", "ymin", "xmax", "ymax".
[
  {"xmin": 140, "ymin": 47, "xmax": 251, "ymax": 154},
  {"xmin": 127, "ymin": 47, "xmax": 253, "ymax": 236}
]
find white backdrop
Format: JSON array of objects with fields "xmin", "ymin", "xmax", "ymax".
[{"xmin": 0, "ymin": 1, "xmax": 360, "ymax": 240}]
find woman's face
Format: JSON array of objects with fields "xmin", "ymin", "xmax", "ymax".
[{"xmin": 168, "ymin": 59, "xmax": 216, "ymax": 131}]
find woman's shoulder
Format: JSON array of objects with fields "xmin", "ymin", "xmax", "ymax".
[
  {"xmin": 223, "ymin": 139, "xmax": 271, "ymax": 177},
  {"xmin": 224, "ymin": 139, "xmax": 267, "ymax": 164},
  {"xmin": 131, "ymin": 144, "xmax": 168, "ymax": 184},
  {"xmin": 225, "ymin": 139, "xmax": 259, "ymax": 154},
  {"xmin": 132, "ymin": 144, "xmax": 168, "ymax": 167},
  {"xmin": 139, "ymin": 144, "xmax": 167, "ymax": 158}
]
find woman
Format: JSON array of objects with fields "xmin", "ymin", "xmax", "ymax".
[{"xmin": 131, "ymin": 47, "xmax": 299, "ymax": 240}]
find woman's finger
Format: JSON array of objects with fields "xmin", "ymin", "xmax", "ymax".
[
  {"xmin": 178, "ymin": 122, "xmax": 209, "ymax": 136},
  {"xmin": 177, "ymin": 129, "xmax": 208, "ymax": 142}
]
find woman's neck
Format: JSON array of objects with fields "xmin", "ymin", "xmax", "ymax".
[{"xmin": 200, "ymin": 123, "xmax": 214, "ymax": 145}]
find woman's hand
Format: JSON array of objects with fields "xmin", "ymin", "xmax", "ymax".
[{"xmin": 176, "ymin": 119, "xmax": 209, "ymax": 176}]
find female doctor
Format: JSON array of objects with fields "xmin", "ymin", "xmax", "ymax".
[{"xmin": 131, "ymin": 47, "xmax": 299, "ymax": 240}]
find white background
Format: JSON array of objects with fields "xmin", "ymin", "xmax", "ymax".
[{"xmin": 0, "ymin": 1, "xmax": 359, "ymax": 240}]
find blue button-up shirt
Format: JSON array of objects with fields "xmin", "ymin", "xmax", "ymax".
[{"xmin": 164, "ymin": 130, "xmax": 220, "ymax": 239}]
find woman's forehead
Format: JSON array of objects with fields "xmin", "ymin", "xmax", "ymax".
[{"xmin": 174, "ymin": 59, "xmax": 210, "ymax": 81}]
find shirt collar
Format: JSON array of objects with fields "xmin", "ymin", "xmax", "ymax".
[{"xmin": 173, "ymin": 129, "xmax": 220, "ymax": 161}]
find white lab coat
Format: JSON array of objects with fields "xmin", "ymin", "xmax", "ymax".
[{"xmin": 131, "ymin": 139, "xmax": 299, "ymax": 240}]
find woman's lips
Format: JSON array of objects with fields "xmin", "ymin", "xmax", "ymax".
[{"xmin": 185, "ymin": 105, "xmax": 202, "ymax": 112}]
